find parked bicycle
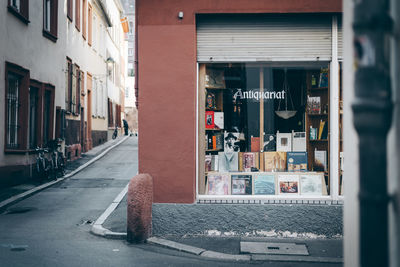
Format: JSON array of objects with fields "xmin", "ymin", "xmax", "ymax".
[
  {"xmin": 35, "ymin": 139, "xmax": 65, "ymax": 181},
  {"xmin": 35, "ymin": 147, "xmax": 51, "ymax": 181},
  {"xmin": 112, "ymin": 126, "xmax": 119, "ymax": 139},
  {"xmin": 48, "ymin": 138, "xmax": 65, "ymax": 180}
]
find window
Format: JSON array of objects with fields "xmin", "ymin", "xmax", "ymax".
[
  {"xmin": 8, "ymin": 0, "xmax": 29, "ymax": 23},
  {"xmin": 43, "ymin": 0, "xmax": 58, "ymax": 42},
  {"xmin": 128, "ymin": 49, "xmax": 134, "ymax": 56},
  {"xmin": 129, "ymin": 21, "xmax": 133, "ymax": 34},
  {"xmin": 92, "ymin": 79, "xmax": 97, "ymax": 116},
  {"xmin": 5, "ymin": 62, "xmax": 29, "ymax": 151},
  {"xmin": 66, "ymin": 58, "xmax": 73, "ymax": 112},
  {"xmin": 82, "ymin": 0, "xmax": 87, "ymax": 39},
  {"xmin": 88, "ymin": 3, "xmax": 92, "ymax": 46},
  {"xmin": 108, "ymin": 98, "xmax": 113, "ymax": 127},
  {"xmin": 75, "ymin": 65, "xmax": 81, "ymax": 114},
  {"xmin": 199, "ymin": 63, "xmax": 332, "ymax": 197},
  {"xmin": 75, "ymin": 0, "xmax": 80, "ymax": 31},
  {"xmin": 92, "ymin": 14, "xmax": 97, "ymax": 50},
  {"xmin": 67, "ymin": 0, "xmax": 73, "ymax": 21},
  {"xmin": 29, "ymin": 82, "xmax": 40, "ymax": 149}
]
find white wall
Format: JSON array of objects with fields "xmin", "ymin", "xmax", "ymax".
[
  {"xmin": 343, "ymin": 0, "xmax": 360, "ymax": 266},
  {"xmin": 0, "ymin": 2, "xmax": 66, "ymax": 166}
]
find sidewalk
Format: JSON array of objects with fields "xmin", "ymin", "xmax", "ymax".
[
  {"xmin": 97, "ymin": 189, "xmax": 343, "ymax": 265},
  {"xmin": 0, "ymin": 135, "xmax": 128, "ymax": 208}
]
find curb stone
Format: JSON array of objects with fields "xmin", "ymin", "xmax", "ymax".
[
  {"xmin": 0, "ymin": 136, "xmax": 129, "ymax": 211},
  {"xmin": 145, "ymin": 237, "xmax": 343, "ymax": 263},
  {"xmin": 90, "ymin": 180, "xmax": 131, "ymax": 239}
]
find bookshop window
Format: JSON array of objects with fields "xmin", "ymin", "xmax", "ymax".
[{"xmin": 201, "ymin": 63, "xmax": 331, "ymax": 197}]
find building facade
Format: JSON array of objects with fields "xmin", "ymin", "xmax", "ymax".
[
  {"xmin": 136, "ymin": 0, "xmax": 343, "ymax": 204},
  {"xmin": 0, "ymin": 0, "xmax": 126, "ymax": 187}
]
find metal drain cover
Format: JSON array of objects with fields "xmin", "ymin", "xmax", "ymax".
[{"xmin": 240, "ymin": 242, "xmax": 309, "ymax": 255}]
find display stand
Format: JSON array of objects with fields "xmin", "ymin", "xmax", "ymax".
[{"xmin": 306, "ymin": 69, "xmax": 330, "ymax": 194}]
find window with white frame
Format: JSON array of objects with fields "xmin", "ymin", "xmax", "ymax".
[{"xmin": 92, "ymin": 79, "xmax": 97, "ymax": 116}]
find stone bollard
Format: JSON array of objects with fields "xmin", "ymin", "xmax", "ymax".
[{"xmin": 127, "ymin": 173, "xmax": 153, "ymax": 243}]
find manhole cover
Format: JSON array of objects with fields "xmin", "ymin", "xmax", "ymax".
[
  {"xmin": 240, "ymin": 242, "xmax": 309, "ymax": 256},
  {"xmin": 5, "ymin": 207, "xmax": 36, "ymax": 214}
]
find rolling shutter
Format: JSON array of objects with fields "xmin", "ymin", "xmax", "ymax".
[
  {"xmin": 197, "ymin": 14, "xmax": 332, "ymax": 62},
  {"xmin": 338, "ymin": 19, "xmax": 343, "ymax": 59}
]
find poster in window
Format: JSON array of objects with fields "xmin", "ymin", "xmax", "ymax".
[
  {"xmin": 278, "ymin": 174, "xmax": 299, "ymax": 195},
  {"xmin": 292, "ymin": 132, "xmax": 306, "ymax": 152},
  {"xmin": 264, "ymin": 152, "xmax": 287, "ymax": 172},
  {"xmin": 287, "ymin": 152, "xmax": 308, "ymax": 172},
  {"xmin": 276, "ymin": 132, "xmax": 292, "ymax": 152},
  {"xmin": 254, "ymin": 174, "xmax": 275, "ymax": 195},
  {"xmin": 218, "ymin": 152, "xmax": 239, "ymax": 172},
  {"xmin": 263, "ymin": 134, "xmax": 276, "ymax": 152},
  {"xmin": 300, "ymin": 174, "xmax": 323, "ymax": 196},
  {"xmin": 207, "ymin": 173, "xmax": 230, "ymax": 195},
  {"xmin": 231, "ymin": 174, "xmax": 252, "ymax": 195},
  {"xmin": 224, "ymin": 132, "xmax": 240, "ymax": 152},
  {"xmin": 205, "ymin": 68, "xmax": 225, "ymax": 89},
  {"xmin": 205, "ymin": 111, "xmax": 215, "ymax": 129},
  {"xmin": 239, "ymin": 152, "xmax": 259, "ymax": 172}
]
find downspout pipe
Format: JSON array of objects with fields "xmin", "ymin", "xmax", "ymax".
[
  {"xmin": 134, "ymin": 0, "xmax": 138, "ymax": 109},
  {"xmin": 352, "ymin": 0, "xmax": 393, "ymax": 266}
]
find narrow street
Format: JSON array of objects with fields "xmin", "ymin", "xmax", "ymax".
[{"xmin": 0, "ymin": 137, "xmax": 339, "ymax": 267}]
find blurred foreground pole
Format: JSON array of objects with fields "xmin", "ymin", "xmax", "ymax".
[{"xmin": 352, "ymin": 0, "xmax": 393, "ymax": 266}]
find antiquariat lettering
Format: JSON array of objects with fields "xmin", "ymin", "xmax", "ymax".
[{"xmin": 233, "ymin": 88, "xmax": 286, "ymax": 101}]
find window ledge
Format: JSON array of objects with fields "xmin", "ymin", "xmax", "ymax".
[
  {"xmin": 4, "ymin": 148, "xmax": 29, "ymax": 154},
  {"xmin": 8, "ymin": 6, "xmax": 30, "ymax": 24},
  {"xmin": 42, "ymin": 30, "xmax": 58, "ymax": 43}
]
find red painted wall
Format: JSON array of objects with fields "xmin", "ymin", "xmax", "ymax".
[{"xmin": 137, "ymin": 0, "xmax": 342, "ymax": 203}]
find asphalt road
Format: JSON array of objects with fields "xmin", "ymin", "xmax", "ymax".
[{"xmin": 0, "ymin": 137, "xmax": 341, "ymax": 267}]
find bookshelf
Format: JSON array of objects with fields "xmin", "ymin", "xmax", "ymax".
[{"xmin": 306, "ymin": 68, "xmax": 330, "ymax": 194}]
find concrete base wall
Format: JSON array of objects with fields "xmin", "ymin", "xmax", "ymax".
[
  {"xmin": 91, "ymin": 131, "xmax": 108, "ymax": 148},
  {"xmin": 152, "ymin": 204, "xmax": 342, "ymax": 238}
]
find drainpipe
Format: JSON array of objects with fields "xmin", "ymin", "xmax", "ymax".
[
  {"xmin": 134, "ymin": 1, "xmax": 138, "ymax": 109},
  {"xmin": 352, "ymin": 1, "xmax": 393, "ymax": 267}
]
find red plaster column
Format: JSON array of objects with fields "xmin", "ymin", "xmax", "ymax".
[{"xmin": 127, "ymin": 173, "xmax": 153, "ymax": 243}]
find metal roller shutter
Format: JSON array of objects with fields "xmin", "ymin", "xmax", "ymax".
[
  {"xmin": 197, "ymin": 14, "xmax": 332, "ymax": 62},
  {"xmin": 338, "ymin": 19, "xmax": 343, "ymax": 59}
]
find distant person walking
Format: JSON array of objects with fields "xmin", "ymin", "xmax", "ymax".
[{"xmin": 123, "ymin": 119, "xmax": 129, "ymax": 136}]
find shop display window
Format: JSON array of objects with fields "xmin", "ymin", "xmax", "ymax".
[{"xmin": 199, "ymin": 63, "xmax": 332, "ymax": 197}]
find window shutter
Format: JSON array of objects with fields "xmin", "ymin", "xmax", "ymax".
[{"xmin": 71, "ymin": 65, "xmax": 77, "ymax": 113}]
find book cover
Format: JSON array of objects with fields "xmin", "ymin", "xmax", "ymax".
[
  {"xmin": 277, "ymin": 132, "xmax": 292, "ymax": 152},
  {"xmin": 206, "ymin": 92, "xmax": 216, "ymax": 110},
  {"xmin": 224, "ymin": 132, "xmax": 240, "ymax": 152},
  {"xmin": 231, "ymin": 174, "xmax": 252, "ymax": 195},
  {"xmin": 307, "ymin": 96, "xmax": 321, "ymax": 114},
  {"xmin": 300, "ymin": 174, "xmax": 323, "ymax": 195},
  {"xmin": 251, "ymin": 136, "xmax": 260, "ymax": 152},
  {"xmin": 205, "ymin": 155, "xmax": 212, "ymax": 172},
  {"xmin": 218, "ymin": 152, "xmax": 239, "ymax": 172},
  {"xmin": 211, "ymin": 155, "xmax": 219, "ymax": 171},
  {"xmin": 205, "ymin": 111, "xmax": 215, "ymax": 129},
  {"xmin": 314, "ymin": 150, "xmax": 327, "ymax": 172},
  {"xmin": 215, "ymin": 132, "xmax": 224, "ymax": 150},
  {"xmin": 292, "ymin": 131, "xmax": 306, "ymax": 152},
  {"xmin": 264, "ymin": 152, "xmax": 287, "ymax": 172},
  {"xmin": 214, "ymin": 112, "xmax": 224, "ymax": 129},
  {"xmin": 207, "ymin": 134, "xmax": 213, "ymax": 149},
  {"xmin": 319, "ymin": 68, "xmax": 329, "ymax": 88},
  {"xmin": 254, "ymin": 174, "xmax": 275, "ymax": 195},
  {"xmin": 287, "ymin": 152, "xmax": 308, "ymax": 172},
  {"xmin": 239, "ymin": 152, "xmax": 259, "ymax": 172},
  {"xmin": 207, "ymin": 173, "xmax": 230, "ymax": 195},
  {"xmin": 212, "ymin": 135, "xmax": 217, "ymax": 150},
  {"xmin": 278, "ymin": 174, "xmax": 299, "ymax": 195},
  {"xmin": 263, "ymin": 134, "xmax": 276, "ymax": 151},
  {"xmin": 309, "ymin": 127, "xmax": 318, "ymax": 140},
  {"xmin": 318, "ymin": 120, "xmax": 326, "ymax": 139}
]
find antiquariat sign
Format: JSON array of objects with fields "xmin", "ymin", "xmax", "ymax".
[{"xmin": 233, "ymin": 88, "xmax": 286, "ymax": 101}]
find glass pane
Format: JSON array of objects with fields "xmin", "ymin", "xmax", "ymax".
[
  {"xmin": 43, "ymin": 90, "xmax": 51, "ymax": 145},
  {"xmin": 202, "ymin": 63, "xmax": 330, "ymax": 197},
  {"xmin": 7, "ymin": 73, "xmax": 20, "ymax": 148},
  {"xmin": 29, "ymin": 87, "xmax": 39, "ymax": 149}
]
